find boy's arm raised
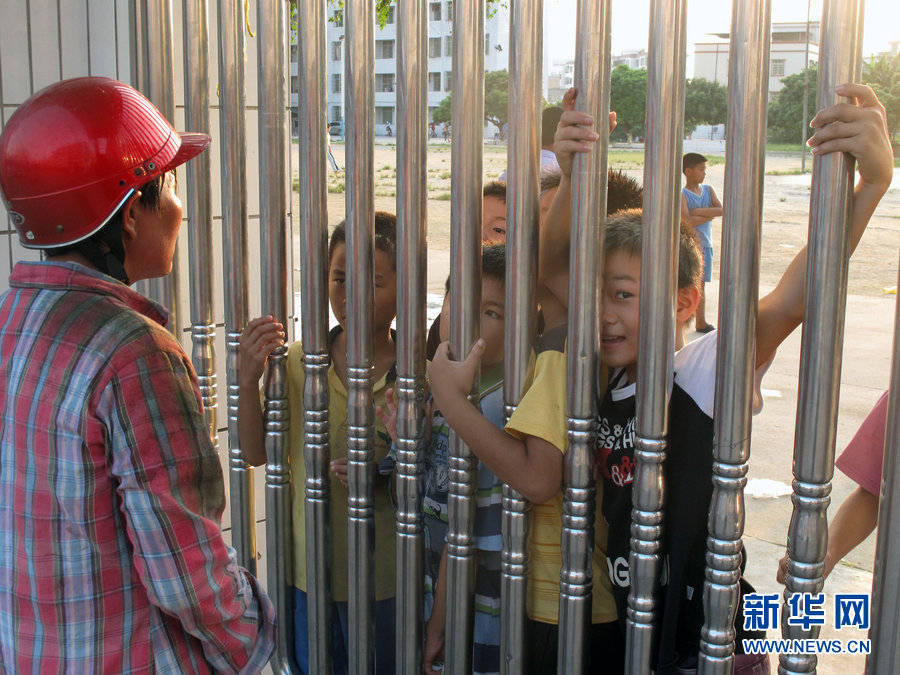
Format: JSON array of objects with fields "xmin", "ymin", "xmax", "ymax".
[
  {"xmin": 237, "ymin": 316, "xmax": 285, "ymax": 466},
  {"xmin": 756, "ymin": 83, "xmax": 893, "ymax": 368},
  {"xmin": 428, "ymin": 340, "xmax": 563, "ymax": 504}
]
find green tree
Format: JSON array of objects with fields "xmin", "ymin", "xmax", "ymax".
[
  {"xmin": 322, "ymin": 0, "xmax": 506, "ymax": 29},
  {"xmin": 863, "ymin": 53, "xmax": 900, "ymax": 143},
  {"xmin": 767, "ymin": 64, "xmax": 818, "ymax": 144},
  {"xmin": 609, "ymin": 64, "xmax": 647, "ymax": 142},
  {"xmin": 433, "ymin": 95, "xmax": 451, "ymax": 125},
  {"xmin": 428, "ymin": 70, "xmax": 510, "ymax": 137},
  {"xmin": 684, "ymin": 77, "xmax": 727, "ymax": 136}
]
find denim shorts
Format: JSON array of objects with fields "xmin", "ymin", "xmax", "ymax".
[{"xmin": 702, "ymin": 246, "xmax": 714, "ymax": 283}]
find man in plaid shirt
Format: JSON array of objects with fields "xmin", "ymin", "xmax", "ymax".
[{"xmin": 0, "ymin": 78, "xmax": 275, "ymax": 672}]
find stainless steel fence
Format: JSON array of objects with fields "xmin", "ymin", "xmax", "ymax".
[{"xmin": 131, "ymin": 0, "xmax": 891, "ymax": 672}]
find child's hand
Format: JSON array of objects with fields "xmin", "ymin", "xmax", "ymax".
[
  {"xmin": 238, "ymin": 316, "xmax": 285, "ymax": 388},
  {"xmin": 427, "ymin": 339, "xmax": 486, "ymax": 414},
  {"xmin": 423, "ymin": 631, "xmax": 445, "ymax": 673},
  {"xmin": 375, "ymin": 388, "xmax": 398, "ymax": 443},
  {"xmin": 808, "ymin": 83, "xmax": 893, "ymax": 193},
  {"xmin": 330, "ymin": 457, "xmax": 349, "ymax": 488},
  {"xmin": 554, "ymin": 88, "xmax": 600, "ymax": 179}
]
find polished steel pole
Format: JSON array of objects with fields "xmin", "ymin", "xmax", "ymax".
[
  {"xmin": 297, "ymin": 0, "xmax": 334, "ymax": 672},
  {"xmin": 558, "ymin": 1, "xmax": 610, "ymax": 673},
  {"xmin": 257, "ymin": 0, "xmax": 293, "ymax": 671},
  {"xmin": 501, "ymin": 0, "xmax": 542, "ymax": 672},
  {"xmin": 142, "ymin": 0, "xmax": 180, "ymax": 335},
  {"xmin": 394, "ymin": 0, "xmax": 428, "ymax": 672},
  {"xmin": 628, "ymin": 0, "xmax": 687, "ymax": 672},
  {"xmin": 182, "ymin": 0, "xmax": 218, "ymax": 452},
  {"xmin": 217, "ymin": 0, "xmax": 256, "ymax": 574},
  {"xmin": 866, "ymin": 261, "xmax": 900, "ymax": 674},
  {"xmin": 698, "ymin": 1, "xmax": 771, "ymax": 673},
  {"xmin": 445, "ymin": 0, "xmax": 484, "ymax": 671},
  {"xmin": 344, "ymin": 0, "xmax": 376, "ymax": 671},
  {"xmin": 780, "ymin": 1, "xmax": 863, "ymax": 673}
]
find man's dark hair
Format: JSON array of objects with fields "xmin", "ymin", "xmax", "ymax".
[
  {"xmin": 541, "ymin": 106, "xmax": 564, "ymax": 147},
  {"xmin": 44, "ymin": 172, "xmax": 168, "ymax": 285},
  {"xmin": 328, "ymin": 211, "xmax": 398, "ymax": 269},
  {"xmin": 483, "ymin": 180, "xmax": 507, "ymax": 203},
  {"xmin": 682, "ymin": 152, "xmax": 708, "ymax": 172}
]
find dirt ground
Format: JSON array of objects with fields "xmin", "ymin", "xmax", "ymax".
[{"xmin": 302, "ymin": 141, "xmax": 900, "ymax": 298}]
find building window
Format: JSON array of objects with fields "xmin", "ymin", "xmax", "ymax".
[
  {"xmin": 376, "ymin": 106, "xmax": 394, "ymax": 125},
  {"xmin": 485, "ymin": 33, "xmax": 490, "ymax": 56},
  {"xmin": 444, "ymin": 71, "xmax": 452, "ymax": 91},
  {"xmin": 332, "ymin": 105, "xmax": 342, "ymax": 122},
  {"xmin": 445, "ymin": 35, "xmax": 452, "ymax": 56},
  {"xmin": 332, "ymin": 74, "xmax": 341, "ymax": 94},
  {"xmin": 333, "ymin": 10, "xmax": 343, "ymax": 27},
  {"xmin": 376, "ymin": 73, "xmax": 395, "ymax": 93},
  {"xmin": 446, "ymin": 1, "xmax": 453, "ymax": 20},
  {"xmin": 384, "ymin": 7, "xmax": 395, "ymax": 24},
  {"xmin": 429, "ymin": 72, "xmax": 441, "ymax": 92},
  {"xmin": 429, "ymin": 37, "xmax": 442, "ymax": 59},
  {"xmin": 332, "ymin": 41, "xmax": 342, "ymax": 61},
  {"xmin": 375, "ymin": 39, "xmax": 394, "ymax": 59},
  {"xmin": 429, "ymin": 2, "xmax": 441, "ymax": 22},
  {"xmin": 771, "ymin": 59, "xmax": 785, "ymax": 76}
]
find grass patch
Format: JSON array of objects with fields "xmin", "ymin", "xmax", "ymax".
[
  {"xmin": 433, "ymin": 192, "xmax": 452, "ymax": 200},
  {"xmin": 766, "ymin": 143, "xmax": 813, "ymax": 154},
  {"xmin": 327, "ymin": 181, "xmax": 345, "ymax": 194},
  {"xmin": 439, "ymin": 171, "xmax": 452, "ymax": 179},
  {"xmin": 766, "ymin": 168, "xmax": 804, "ymax": 176}
]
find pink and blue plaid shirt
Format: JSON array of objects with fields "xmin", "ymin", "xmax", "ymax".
[{"xmin": 0, "ymin": 261, "xmax": 275, "ymax": 673}]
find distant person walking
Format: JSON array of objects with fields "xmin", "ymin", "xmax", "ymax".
[
  {"xmin": 326, "ymin": 125, "xmax": 340, "ymax": 172},
  {"xmin": 681, "ymin": 152, "xmax": 723, "ymax": 333}
]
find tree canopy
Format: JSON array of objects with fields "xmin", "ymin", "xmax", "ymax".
[
  {"xmin": 609, "ymin": 65, "xmax": 647, "ymax": 142},
  {"xmin": 684, "ymin": 77, "xmax": 727, "ymax": 135},
  {"xmin": 321, "ymin": 0, "xmax": 507, "ymax": 29},
  {"xmin": 766, "ymin": 64, "xmax": 819, "ymax": 144},
  {"xmin": 430, "ymin": 70, "xmax": 510, "ymax": 136},
  {"xmin": 863, "ymin": 53, "xmax": 900, "ymax": 143}
]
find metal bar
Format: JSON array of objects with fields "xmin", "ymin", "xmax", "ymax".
[
  {"xmin": 181, "ymin": 0, "xmax": 218, "ymax": 478},
  {"xmin": 445, "ymin": 0, "xmax": 484, "ymax": 670},
  {"xmin": 141, "ymin": 0, "xmax": 179, "ymax": 335},
  {"xmin": 780, "ymin": 1, "xmax": 863, "ymax": 673},
  {"xmin": 698, "ymin": 0, "xmax": 771, "ymax": 672},
  {"xmin": 394, "ymin": 0, "xmax": 428, "ymax": 672},
  {"xmin": 217, "ymin": 0, "xmax": 256, "ymax": 575},
  {"xmin": 501, "ymin": 0, "xmax": 542, "ymax": 672},
  {"xmin": 344, "ymin": 0, "xmax": 376, "ymax": 671},
  {"xmin": 628, "ymin": 0, "xmax": 687, "ymax": 672},
  {"xmin": 558, "ymin": 1, "xmax": 610, "ymax": 672},
  {"xmin": 867, "ymin": 260, "xmax": 900, "ymax": 674},
  {"xmin": 257, "ymin": 0, "xmax": 293, "ymax": 671},
  {"xmin": 297, "ymin": 0, "xmax": 333, "ymax": 672}
]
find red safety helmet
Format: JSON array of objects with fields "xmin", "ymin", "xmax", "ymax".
[{"xmin": 0, "ymin": 76, "xmax": 210, "ymax": 249}]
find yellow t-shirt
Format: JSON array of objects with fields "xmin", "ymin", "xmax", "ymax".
[
  {"xmin": 286, "ymin": 338, "xmax": 397, "ymax": 602},
  {"xmin": 505, "ymin": 326, "xmax": 616, "ymax": 625}
]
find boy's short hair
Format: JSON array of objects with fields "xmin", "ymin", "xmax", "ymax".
[
  {"xmin": 540, "ymin": 171, "xmax": 561, "ymax": 195},
  {"xmin": 682, "ymin": 152, "xmax": 707, "ymax": 172},
  {"xmin": 444, "ymin": 243, "xmax": 506, "ymax": 294},
  {"xmin": 607, "ymin": 170, "xmax": 644, "ymax": 215},
  {"xmin": 328, "ymin": 211, "xmax": 398, "ymax": 268},
  {"xmin": 483, "ymin": 180, "xmax": 507, "ymax": 203},
  {"xmin": 604, "ymin": 208, "xmax": 702, "ymax": 290},
  {"xmin": 541, "ymin": 106, "xmax": 564, "ymax": 147}
]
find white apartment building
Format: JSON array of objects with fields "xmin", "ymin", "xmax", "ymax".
[
  {"xmin": 694, "ymin": 21, "xmax": 820, "ymax": 101},
  {"xmin": 293, "ymin": 2, "xmax": 510, "ymax": 136}
]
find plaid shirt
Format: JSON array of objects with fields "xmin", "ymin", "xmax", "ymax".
[{"xmin": 0, "ymin": 262, "xmax": 275, "ymax": 673}]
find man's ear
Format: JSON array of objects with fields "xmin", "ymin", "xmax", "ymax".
[
  {"xmin": 120, "ymin": 191, "xmax": 143, "ymax": 241},
  {"xmin": 676, "ymin": 284, "xmax": 701, "ymax": 323}
]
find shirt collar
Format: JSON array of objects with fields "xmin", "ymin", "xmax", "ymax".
[{"xmin": 9, "ymin": 261, "xmax": 170, "ymax": 328}]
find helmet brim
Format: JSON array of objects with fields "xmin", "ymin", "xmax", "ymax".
[{"xmin": 165, "ymin": 132, "xmax": 211, "ymax": 172}]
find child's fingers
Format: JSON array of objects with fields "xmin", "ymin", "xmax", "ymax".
[
  {"xmin": 561, "ymin": 86, "xmax": 578, "ymax": 111},
  {"xmin": 835, "ymin": 82, "xmax": 880, "ymax": 107},
  {"xmin": 464, "ymin": 338, "xmax": 486, "ymax": 367},
  {"xmin": 608, "ymin": 111, "xmax": 618, "ymax": 135}
]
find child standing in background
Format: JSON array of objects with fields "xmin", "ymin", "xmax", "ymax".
[
  {"xmin": 238, "ymin": 213, "xmax": 400, "ymax": 675},
  {"xmin": 681, "ymin": 152, "xmax": 723, "ymax": 333}
]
